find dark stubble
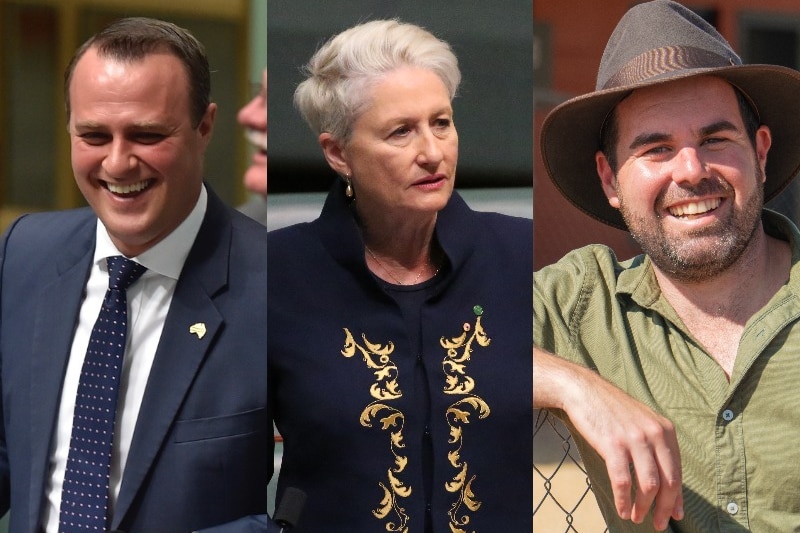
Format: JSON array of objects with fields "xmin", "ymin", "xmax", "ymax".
[{"xmin": 618, "ymin": 164, "xmax": 764, "ymax": 283}]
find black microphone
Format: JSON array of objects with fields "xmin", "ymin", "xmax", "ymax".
[{"xmin": 274, "ymin": 486, "xmax": 307, "ymax": 531}]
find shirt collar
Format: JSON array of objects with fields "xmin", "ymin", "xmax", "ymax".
[{"xmin": 94, "ymin": 185, "xmax": 208, "ymax": 280}]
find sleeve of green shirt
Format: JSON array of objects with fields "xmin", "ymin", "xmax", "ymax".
[
  {"xmin": 535, "ymin": 243, "xmax": 624, "ymax": 370},
  {"xmin": 534, "ymin": 244, "xmax": 682, "ymax": 532}
]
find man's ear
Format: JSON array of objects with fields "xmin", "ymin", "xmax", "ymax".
[
  {"xmin": 596, "ymin": 150, "xmax": 620, "ymax": 209},
  {"xmin": 197, "ymin": 103, "xmax": 217, "ymax": 149},
  {"xmin": 755, "ymin": 125, "xmax": 771, "ymax": 184},
  {"xmin": 319, "ymin": 133, "xmax": 350, "ymax": 177}
]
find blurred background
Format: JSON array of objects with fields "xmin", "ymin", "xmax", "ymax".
[{"xmin": 0, "ymin": 0, "xmax": 266, "ymax": 233}]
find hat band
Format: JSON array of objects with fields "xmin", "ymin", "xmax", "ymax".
[{"xmin": 601, "ymin": 45, "xmax": 739, "ymax": 90}]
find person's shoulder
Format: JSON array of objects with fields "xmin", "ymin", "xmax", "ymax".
[
  {"xmin": 2, "ymin": 207, "xmax": 95, "ymax": 247},
  {"xmin": 536, "ymin": 244, "xmax": 641, "ymax": 285},
  {"xmin": 465, "ymin": 209, "xmax": 532, "ymax": 241},
  {"xmin": 474, "ymin": 209, "xmax": 532, "ymax": 225},
  {"xmin": 9, "ymin": 206, "xmax": 94, "ymax": 227},
  {"xmin": 534, "ymin": 245, "xmax": 637, "ymax": 323},
  {"xmin": 1, "ymin": 209, "xmax": 95, "ymax": 277},
  {"xmin": 267, "ymin": 220, "xmax": 315, "ymax": 244},
  {"xmin": 266, "ymin": 221, "xmax": 321, "ymax": 266},
  {"xmin": 491, "ymin": 212, "xmax": 532, "ymax": 235},
  {"xmin": 229, "ymin": 205, "xmax": 269, "ymax": 240}
]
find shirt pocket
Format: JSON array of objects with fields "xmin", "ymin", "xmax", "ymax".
[{"xmin": 172, "ymin": 407, "xmax": 266, "ymax": 443}]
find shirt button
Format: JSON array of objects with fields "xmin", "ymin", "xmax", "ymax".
[
  {"xmin": 722, "ymin": 409, "xmax": 734, "ymax": 422},
  {"xmin": 727, "ymin": 501, "xmax": 739, "ymax": 515}
]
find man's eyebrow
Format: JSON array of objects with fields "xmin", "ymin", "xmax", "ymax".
[
  {"xmin": 699, "ymin": 120, "xmax": 739, "ymax": 137},
  {"xmin": 72, "ymin": 121, "xmax": 165, "ymax": 131},
  {"xmin": 629, "ymin": 132, "xmax": 671, "ymax": 151},
  {"xmin": 72, "ymin": 121, "xmax": 103, "ymax": 130}
]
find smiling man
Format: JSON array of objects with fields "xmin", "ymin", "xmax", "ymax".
[
  {"xmin": 67, "ymin": 44, "xmax": 215, "ymax": 257},
  {"xmin": 534, "ymin": 1, "xmax": 800, "ymax": 532},
  {"xmin": 0, "ymin": 17, "xmax": 268, "ymax": 533}
]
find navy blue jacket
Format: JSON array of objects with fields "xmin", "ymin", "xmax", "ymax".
[
  {"xmin": 268, "ymin": 186, "xmax": 532, "ymax": 532},
  {"xmin": 0, "ymin": 188, "xmax": 269, "ymax": 533}
]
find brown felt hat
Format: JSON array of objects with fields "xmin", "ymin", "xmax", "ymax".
[{"xmin": 540, "ymin": 0, "xmax": 800, "ymax": 230}]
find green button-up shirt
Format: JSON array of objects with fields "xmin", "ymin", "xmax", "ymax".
[{"xmin": 535, "ymin": 210, "xmax": 800, "ymax": 532}]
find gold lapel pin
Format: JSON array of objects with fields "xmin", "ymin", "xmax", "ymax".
[{"xmin": 189, "ymin": 322, "xmax": 207, "ymax": 339}]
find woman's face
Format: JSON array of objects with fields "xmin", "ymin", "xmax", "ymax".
[{"xmin": 337, "ymin": 67, "xmax": 458, "ymax": 222}]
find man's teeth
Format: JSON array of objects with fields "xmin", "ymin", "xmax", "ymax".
[
  {"xmin": 245, "ymin": 129, "xmax": 267, "ymax": 152},
  {"xmin": 108, "ymin": 181, "xmax": 149, "ymax": 194},
  {"xmin": 669, "ymin": 198, "xmax": 721, "ymax": 217}
]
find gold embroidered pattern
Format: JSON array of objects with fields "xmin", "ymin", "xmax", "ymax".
[
  {"xmin": 341, "ymin": 328, "xmax": 411, "ymax": 532},
  {"xmin": 441, "ymin": 305, "xmax": 491, "ymax": 533}
]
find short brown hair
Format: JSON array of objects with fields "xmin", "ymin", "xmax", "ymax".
[
  {"xmin": 64, "ymin": 17, "xmax": 211, "ymax": 126},
  {"xmin": 599, "ymin": 82, "xmax": 760, "ymax": 174}
]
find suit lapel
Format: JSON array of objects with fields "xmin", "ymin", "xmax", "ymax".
[
  {"xmin": 27, "ymin": 229, "xmax": 95, "ymax": 530},
  {"xmin": 112, "ymin": 191, "xmax": 232, "ymax": 529}
]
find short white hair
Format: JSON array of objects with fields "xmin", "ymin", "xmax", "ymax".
[{"xmin": 294, "ymin": 19, "xmax": 461, "ymax": 141}]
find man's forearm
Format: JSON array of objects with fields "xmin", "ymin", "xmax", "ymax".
[
  {"xmin": 533, "ymin": 345, "xmax": 684, "ymax": 530},
  {"xmin": 533, "ymin": 346, "xmax": 587, "ymax": 410}
]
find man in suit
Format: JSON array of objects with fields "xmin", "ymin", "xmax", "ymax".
[{"xmin": 0, "ymin": 17, "xmax": 268, "ymax": 533}]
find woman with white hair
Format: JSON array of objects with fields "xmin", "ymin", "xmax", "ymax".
[{"xmin": 267, "ymin": 19, "xmax": 532, "ymax": 531}]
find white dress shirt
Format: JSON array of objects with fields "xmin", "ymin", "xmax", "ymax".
[{"xmin": 42, "ymin": 186, "xmax": 208, "ymax": 533}]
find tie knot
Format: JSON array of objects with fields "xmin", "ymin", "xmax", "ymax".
[{"xmin": 106, "ymin": 255, "xmax": 147, "ymax": 291}]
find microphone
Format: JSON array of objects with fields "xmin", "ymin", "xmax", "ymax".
[{"xmin": 274, "ymin": 486, "xmax": 307, "ymax": 532}]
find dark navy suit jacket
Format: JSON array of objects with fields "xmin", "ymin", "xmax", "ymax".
[{"xmin": 0, "ymin": 188, "xmax": 268, "ymax": 533}]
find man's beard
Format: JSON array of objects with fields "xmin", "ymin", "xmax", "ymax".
[{"xmin": 618, "ymin": 167, "xmax": 764, "ymax": 283}]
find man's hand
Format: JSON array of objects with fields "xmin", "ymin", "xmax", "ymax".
[{"xmin": 534, "ymin": 348, "xmax": 683, "ymax": 530}]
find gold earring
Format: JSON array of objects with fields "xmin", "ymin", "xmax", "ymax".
[{"xmin": 345, "ymin": 174, "xmax": 354, "ymax": 199}]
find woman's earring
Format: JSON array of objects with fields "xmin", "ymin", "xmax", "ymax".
[{"xmin": 345, "ymin": 174, "xmax": 354, "ymax": 199}]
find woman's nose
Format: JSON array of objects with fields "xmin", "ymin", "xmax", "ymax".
[{"xmin": 416, "ymin": 128, "xmax": 444, "ymax": 166}]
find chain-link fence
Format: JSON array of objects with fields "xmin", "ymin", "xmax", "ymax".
[{"xmin": 533, "ymin": 410, "xmax": 608, "ymax": 532}]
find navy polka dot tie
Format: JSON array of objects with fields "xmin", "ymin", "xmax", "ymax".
[{"xmin": 58, "ymin": 256, "xmax": 146, "ymax": 532}]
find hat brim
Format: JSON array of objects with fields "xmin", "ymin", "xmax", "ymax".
[{"xmin": 540, "ymin": 65, "xmax": 800, "ymax": 230}]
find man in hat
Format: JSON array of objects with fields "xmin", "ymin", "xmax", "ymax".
[{"xmin": 534, "ymin": 0, "xmax": 800, "ymax": 531}]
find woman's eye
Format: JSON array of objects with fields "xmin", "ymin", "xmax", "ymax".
[{"xmin": 391, "ymin": 126, "xmax": 410, "ymax": 137}]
